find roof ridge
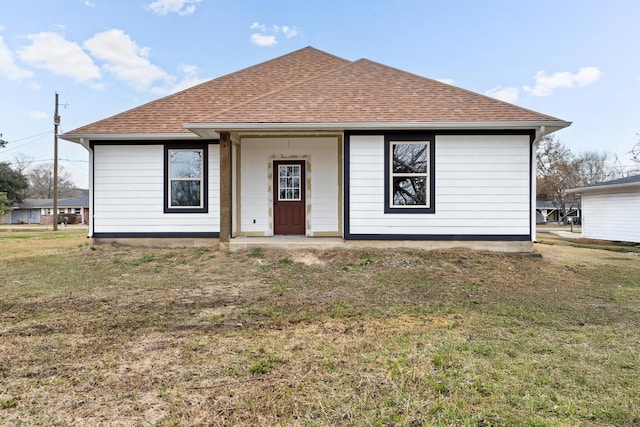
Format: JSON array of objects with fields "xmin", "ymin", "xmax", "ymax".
[
  {"xmin": 64, "ymin": 46, "xmax": 349, "ymax": 135},
  {"xmin": 205, "ymin": 56, "xmax": 355, "ymax": 121},
  {"xmin": 352, "ymin": 58, "xmax": 564, "ymax": 122}
]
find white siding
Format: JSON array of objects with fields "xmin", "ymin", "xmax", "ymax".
[
  {"xmin": 348, "ymin": 134, "xmax": 531, "ymax": 236},
  {"xmin": 240, "ymin": 137, "xmax": 340, "ymax": 236},
  {"xmin": 581, "ymin": 190, "xmax": 640, "ymax": 243},
  {"xmin": 93, "ymin": 144, "xmax": 219, "ymax": 234}
]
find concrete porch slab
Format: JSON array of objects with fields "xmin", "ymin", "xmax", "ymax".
[
  {"xmin": 224, "ymin": 236, "xmax": 346, "ymax": 251},
  {"xmin": 223, "ymin": 236, "xmax": 533, "ymax": 253}
]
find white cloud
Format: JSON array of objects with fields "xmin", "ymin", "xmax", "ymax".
[
  {"xmin": 84, "ymin": 29, "xmax": 171, "ymax": 90},
  {"xmin": 152, "ymin": 63, "xmax": 208, "ymax": 94},
  {"xmin": 279, "ymin": 25, "xmax": 298, "ymax": 38},
  {"xmin": 83, "ymin": 1, "xmax": 95, "ymax": 6},
  {"xmin": 250, "ymin": 33, "xmax": 277, "ymax": 47},
  {"xmin": 436, "ymin": 78, "xmax": 454, "ymax": 85},
  {"xmin": 28, "ymin": 111, "xmax": 48, "ymax": 119},
  {"xmin": 486, "ymin": 86, "xmax": 519, "ymax": 103},
  {"xmin": 146, "ymin": 0, "xmax": 201, "ymax": 15},
  {"xmin": 0, "ymin": 35, "xmax": 34, "ymax": 81},
  {"xmin": 523, "ymin": 66, "xmax": 602, "ymax": 97},
  {"xmin": 18, "ymin": 32, "xmax": 100, "ymax": 83},
  {"xmin": 250, "ymin": 22, "xmax": 266, "ymax": 32},
  {"xmin": 249, "ymin": 22, "xmax": 299, "ymax": 47}
]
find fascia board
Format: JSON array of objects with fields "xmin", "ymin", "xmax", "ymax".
[
  {"xmin": 185, "ymin": 120, "xmax": 571, "ymax": 133},
  {"xmin": 59, "ymin": 132, "xmax": 200, "ymax": 143},
  {"xmin": 567, "ymin": 182, "xmax": 640, "ymax": 194}
]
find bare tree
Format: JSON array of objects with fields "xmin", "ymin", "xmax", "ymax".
[
  {"xmin": 576, "ymin": 151, "xmax": 616, "ymax": 184},
  {"xmin": 26, "ymin": 163, "xmax": 78, "ymax": 199},
  {"xmin": 12, "ymin": 154, "xmax": 34, "ymax": 175},
  {"xmin": 536, "ymin": 136, "xmax": 615, "ymax": 223},
  {"xmin": 630, "ymin": 133, "xmax": 640, "ymax": 166}
]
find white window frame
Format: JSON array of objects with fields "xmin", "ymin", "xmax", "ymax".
[{"xmin": 277, "ymin": 164, "xmax": 302, "ymax": 201}]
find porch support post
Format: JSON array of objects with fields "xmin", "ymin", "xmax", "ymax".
[{"xmin": 219, "ymin": 131, "xmax": 232, "ymax": 243}]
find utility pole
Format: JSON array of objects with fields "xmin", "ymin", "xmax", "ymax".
[{"xmin": 53, "ymin": 92, "xmax": 60, "ymax": 231}]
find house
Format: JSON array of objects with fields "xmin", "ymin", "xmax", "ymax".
[
  {"xmin": 567, "ymin": 174, "xmax": 640, "ymax": 243},
  {"xmin": 536, "ymin": 200, "xmax": 581, "ymax": 224},
  {"xmin": 7, "ymin": 192, "xmax": 90, "ymax": 225},
  {"xmin": 60, "ymin": 47, "xmax": 570, "ymax": 252}
]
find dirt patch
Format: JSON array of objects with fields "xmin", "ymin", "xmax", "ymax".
[{"xmin": 290, "ymin": 251, "xmax": 326, "ymax": 266}]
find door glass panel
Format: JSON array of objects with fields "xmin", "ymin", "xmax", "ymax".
[{"xmin": 278, "ymin": 164, "xmax": 301, "ymax": 201}]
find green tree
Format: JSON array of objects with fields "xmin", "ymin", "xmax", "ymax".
[
  {"xmin": 0, "ymin": 192, "xmax": 10, "ymax": 215},
  {"xmin": 0, "ymin": 162, "xmax": 29, "ymax": 204}
]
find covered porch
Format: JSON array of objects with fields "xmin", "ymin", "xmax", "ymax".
[{"xmin": 216, "ymin": 131, "xmax": 344, "ymax": 248}]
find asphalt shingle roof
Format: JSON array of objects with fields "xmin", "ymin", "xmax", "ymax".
[
  {"xmin": 578, "ymin": 174, "xmax": 640, "ymax": 189},
  {"xmin": 68, "ymin": 47, "xmax": 350, "ymax": 135},
  {"xmin": 15, "ymin": 194, "xmax": 89, "ymax": 209},
  {"xmin": 65, "ymin": 46, "xmax": 565, "ymax": 137}
]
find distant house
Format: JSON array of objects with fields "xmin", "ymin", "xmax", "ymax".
[
  {"xmin": 536, "ymin": 201, "xmax": 581, "ymax": 224},
  {"xmin": 60, "ymin": 47, "xmax": 570, "ymax": 252},
  {"xmin": 567, "ymin": 174, "xmax": 640, "ymax": 243},
  {"xmin": 6, "ymin": 191, "xmax": 89, "ymax": 225}
]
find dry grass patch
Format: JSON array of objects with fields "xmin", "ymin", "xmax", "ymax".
[
  {"xmin": 0, "ymin": 226, "xmax": 89, "ymax": 259},
  {"xmin": 1, "ymin": 235, "xmax": 640, "ymax": 426}
]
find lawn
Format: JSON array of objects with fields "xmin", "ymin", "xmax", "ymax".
[{"xmin": 1, "ymin": 230, "xmax": 639, "ymax": 426}]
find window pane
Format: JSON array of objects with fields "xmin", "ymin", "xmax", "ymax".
[
  {"xmin": 171, "ymin": 180, "xmax": 201, "ymax": 206},
  {"xmin": 171, "ymin": 151, "xmax": 201, "ymax": 178},
  {"xmin": 277, "ymin": 164, "xmax": 302, "ymax": 200},
  {"xmin": 393, "ymin": 143, "xmax": 427, "ymax": 173},
  {"xmin": 393, "ymin": 177, "xmax": 427, "ymax": 206}
]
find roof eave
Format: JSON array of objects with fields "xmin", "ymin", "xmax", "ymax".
[
  {"xmin": 185, "ymin": 120, "xmax": 571, "ymax": 137},
  {"xmin": 59, "ymin": 132, "xmax": 201, "ymax": 144},
  {"xmin": 567, "ymin": 182, "xmax": 640, "ymax": 194}
]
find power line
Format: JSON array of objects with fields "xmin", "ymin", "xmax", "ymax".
[
  {"xmin": 4, "ymin": 130, "xmax": 52, "ymax": 143},
  {"xmin": 0, "ymin": 132, "xmax": 53, "ymax": 153},
  {"xmin": 0, "ymin": 158, "xmax": 88, "ymax": 165}
]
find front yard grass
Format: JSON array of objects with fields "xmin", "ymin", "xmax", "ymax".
[{"xmin": 1, "ymin": 232, "xmax": 639, "ymax": 426}]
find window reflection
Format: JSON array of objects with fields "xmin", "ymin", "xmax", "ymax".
[
  {"xmin": 169, "ymin": 149, "xmax": 203, "ymax": 207},
  {"xmin": 391, "ymin": 143, "xmax": 428, "ymax": 207}
]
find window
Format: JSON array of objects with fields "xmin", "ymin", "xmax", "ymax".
[
  {"xmin": 278, "ymin": 164, "xmax": 302, "ymax": 201},
  {"xmin": 74, "ymin": 208, "xmax": 81, "ymax": 215},
  {"xmin": 58, "ymin": 208, "xmax": 66, "ymax": 214},
  {"xmin": 164, "ymin": 144, "xmax": 208, "ymax": 213},
  {"xmin": 44, "ymin": 208, "xmax": 52, "ymax": 215},
  {"xmin": 384, "ymin": 134, "xmax": 435, "ymax": 213}
]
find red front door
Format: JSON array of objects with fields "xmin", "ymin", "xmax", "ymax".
[{"xmin": 273, "ymin": 160, "xmax": 305, "ymax": 235}]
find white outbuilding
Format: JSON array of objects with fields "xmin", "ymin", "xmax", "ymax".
[{"xmin": 567, "ymin": 174, "xmax": 640, "ymax": 243}]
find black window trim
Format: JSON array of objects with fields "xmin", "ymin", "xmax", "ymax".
[
  {"xmin": 384, "ymin": 133, "xmax": 436, "ymax": 214},
  {"xmin": 164, "ymin": 142, "xmax": 209, "ymax": 214}
]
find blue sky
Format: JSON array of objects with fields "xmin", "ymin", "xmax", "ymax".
[{"xmin": 1, "ymin": 0, "xmax": 639, "ymax": 187}]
